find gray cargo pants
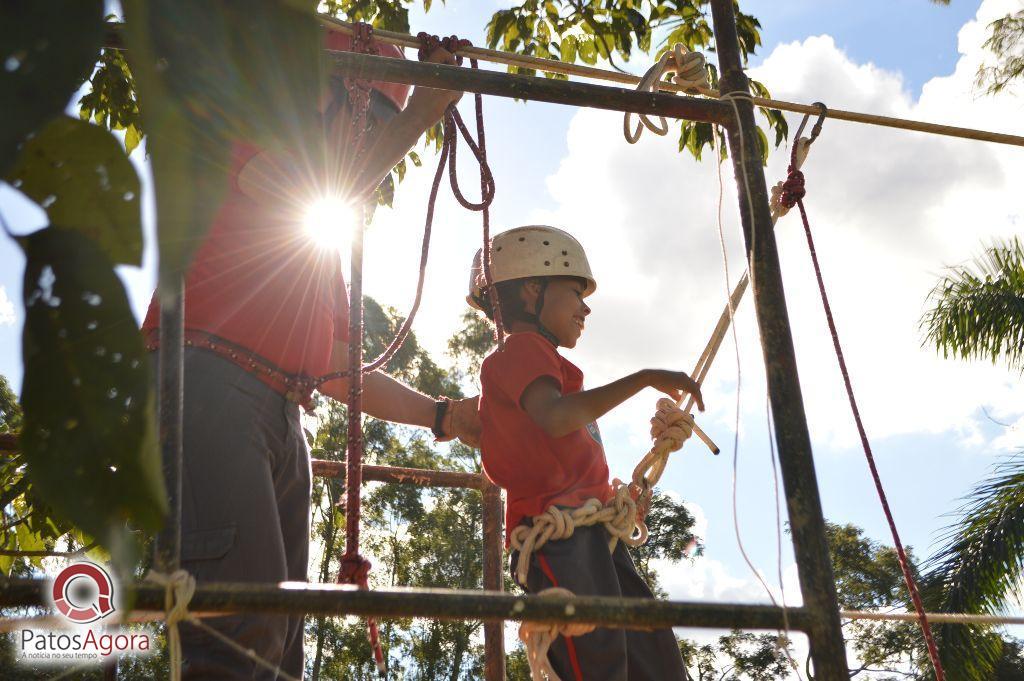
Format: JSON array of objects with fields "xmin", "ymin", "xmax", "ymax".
[
  {"xmin": 512, "ymin": 523, "xmax": 689, "ymax": 681},
  {"xmin": 157, "ymin": 348, "xmax": 311, "ymax": 680}
]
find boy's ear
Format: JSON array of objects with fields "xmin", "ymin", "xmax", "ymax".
[{"xmin": 519, "ymin": 279, "xmax": 542, "ymax": 314}]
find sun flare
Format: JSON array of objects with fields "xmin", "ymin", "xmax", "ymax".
[{"xmin": 303, "ymin": 197, "xmax": 353, "ymax": 252}]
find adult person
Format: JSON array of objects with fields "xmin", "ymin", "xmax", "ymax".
[{"xmin": 141, "ymin": 28, "xmax": 479, "ymax": 679}]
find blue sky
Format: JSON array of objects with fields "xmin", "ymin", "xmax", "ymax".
[{"xmin": 2, "ymin": 0, "xmax": 1022, "ymax": 661}]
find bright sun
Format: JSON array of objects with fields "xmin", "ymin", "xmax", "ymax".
[{"xmin": 303, "ymin": 196, "xmax": 353, "ymax": 252}]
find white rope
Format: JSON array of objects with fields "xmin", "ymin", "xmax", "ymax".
[
  {"xmin": 144, "ymin": 570, "xmax": 302, "ymax": 681},
  {"xmin": 716, "ymin": 93, "xmax": 821, "ymax": 679},
  {"xmin": 518, "ymin": 588, "xmax": 598, "ymax": 681},
  {"xmin": 841, "ymin": 610, "xmax": 1024, "ymax": 625},
  {"xmin": 624, "ymin": 44, "xmax": 710, "ymax": 144}
]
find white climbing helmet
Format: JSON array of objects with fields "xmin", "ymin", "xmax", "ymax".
[{"xmin": 467, "ymin": 225, "xmax": 596, "ymax": 310}]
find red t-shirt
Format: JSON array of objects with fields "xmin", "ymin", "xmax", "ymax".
[
  {"xmin": 141, "ymin": 142, "xmax": 350, "ymax": 387},
  {"xmin": 479, "ymin": 332, "xmax": 613, "ymax": 543}
]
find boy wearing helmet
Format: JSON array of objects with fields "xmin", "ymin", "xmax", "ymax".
[
  {"xmin": 470, "ymin": 226, "xmax": 701, "ymax": 680},
  {"xmin": 141, "ymin": 30, "xmax": 479, "ymax": 680}
]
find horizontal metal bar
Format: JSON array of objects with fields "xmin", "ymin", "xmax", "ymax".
[
  {"xmin": 0, "ymin": 579, "xmax": 809, "ymax": 631},
  {"xmin": 330, "ymin": 50, "xmax": 734, "ymax": 125},
  {"xmin": 311, "ymin": 459, "xmax": 485, "ymax": 490}
]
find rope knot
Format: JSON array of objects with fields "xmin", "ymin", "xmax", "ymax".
[
  {"xmin": 779, "ymin": 167, "xmax": 806, "ymax": 210},
  {"xmin": 650, "ymin": 397, "xmax": 695, "ymax": 453},
  {"xmin": 338, "ymin": 553, "xmax": 373, "ymax": 587},
  {"xmin": 417, "ymin": 32, "xmax": 471, "ymax": 64}
]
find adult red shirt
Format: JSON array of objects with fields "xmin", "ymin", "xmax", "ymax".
[
  {"xmin": 141, "ymin": 142, "xmax": 349, "ymax": 388},
  {"xmin": 479, "ymin": 332, "xmax": 613, "ymax": 543}
]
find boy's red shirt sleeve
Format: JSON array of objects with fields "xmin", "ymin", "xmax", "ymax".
[{"xmin": 486, "ymin": 333, "xmax": 563, "ymax": 407}]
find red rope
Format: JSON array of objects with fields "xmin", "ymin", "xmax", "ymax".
[
  {"xmin": 783, "ymin": 150, "xmax": 946, "ymax": 680},
  {"xmin": 313, "ymin": 33, "xmax": 496, "ymax": 388},
  {"xmin": 333, "ymin": 27, "xmax": 498, "ymax": 675},
  {"xmin": 336, "ymin": 22, "xmax": 385, "ymax": 676}
]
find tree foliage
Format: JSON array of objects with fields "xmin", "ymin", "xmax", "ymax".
[
  {"xmin": 976, "ymin": 8, "xmax": 1024, "ymax": 96},
  {"xmin": 922, "ymin": 237, "xmax": 1024, "ymax": 371},
  {"xmin": 921, "ymin": 456, "xmax": 1024, "ymax": 681},
  {"xmin": 483, "ymin": 0, "xmax": 787, "ymax": 163}
]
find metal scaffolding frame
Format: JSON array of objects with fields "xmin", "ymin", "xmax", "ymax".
[{"xmin": 0, "ymin": 1, "xmax": 853, "ymax": 678}]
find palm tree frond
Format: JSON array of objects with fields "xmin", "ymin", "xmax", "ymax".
[
  {"xmin": 923, "ymin": 455, "xmax": 1024, "ymax": 679},
  {"xmin": 922, "ymin": 237, "xmax": 1024, "ymax": 370}
]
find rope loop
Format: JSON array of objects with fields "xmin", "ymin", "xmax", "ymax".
[
  {"xmin": 519, "ymin": 588, "xmax": 597, "ymax": 681},
  {"xmin": 624, "ymin": 44, "xmax": 710, "ymax": 144}
]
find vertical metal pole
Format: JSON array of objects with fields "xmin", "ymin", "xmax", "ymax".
[
  {"xmin": 708, "ymin": 1, "xmax": 849, "ymax": 678},
  {"xmin": 154, "ymin": 276, "xmax": 183, "ymax": 574},
  {"xmin": 481, "ymin": 480, "xmax": 505, "ymax": 681},
  {"xmin": 344, "ymin": 209, "xmax": 366, "ymax": 560}
]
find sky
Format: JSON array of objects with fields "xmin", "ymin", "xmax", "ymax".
[{"xmin": 2, "ymin": 0, "xmax": 1023, "ymax": 670}]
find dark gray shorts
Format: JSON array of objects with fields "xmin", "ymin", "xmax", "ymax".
[
  {"xmin": 512, "ymin": 523, "xmax": 689, "ymax": 681},
  {"xmin": 158, "ymin": 348, "xmax": 311, "ymax": 680}
]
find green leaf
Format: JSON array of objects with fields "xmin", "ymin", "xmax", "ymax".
[
  {"xmin": 0, "ymin": 0, "xmax": 104, "ymax": 174},
  {"xmin": 19, "ymin": 227, "xmax": 166, "ymax": 549},
  {"xmin": 5, "ymin": 116, "xmax": 143, "ymax": 266},
  {"xmin": 578, "ymin": 38, "xmax": 598, "ymax": 64},
  {"xmin": 559, "ymin": 35, "xmax": 578, "ymax": 62}
]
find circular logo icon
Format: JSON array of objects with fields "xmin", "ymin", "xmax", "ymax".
[{"xmin": 51, "ymin": 562, "xmax": 116, "ymax": 624}]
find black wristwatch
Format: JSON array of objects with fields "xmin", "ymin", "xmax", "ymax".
[{"xmin": 432, "ymin": 398, "xmax": 452, "ymax": 439}]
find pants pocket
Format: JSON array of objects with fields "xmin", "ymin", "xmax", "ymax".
[{"xmin": 181, "ymin": 525, "xmax": 237, "ymax": 582}]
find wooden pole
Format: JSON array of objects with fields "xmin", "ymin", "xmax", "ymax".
[
  {"xmin": 328, "ymin": 50, "xmax": 733, "ymax": 124},
  {"xmin": 0, "ymin": 579, "xmax": 814, "ymax": 632},
  {"xmin": 481, "ymin": 481, "xmax": 506, "ymax": 681},
  {"xmin": 314, "ymin": 16, "xmax": 1024, "ymax": 149},
  {"xmin": 709, "ymin": 0, "xmax": 850, "ymax": 678}
]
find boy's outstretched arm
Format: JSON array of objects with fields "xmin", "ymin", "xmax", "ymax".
[{"xmin": 520, "ymin": 370, "xmax": 704, "ymax": 439}]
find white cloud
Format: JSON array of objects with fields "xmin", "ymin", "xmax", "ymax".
[
  {"xmin": 0, "ymin": 286, "xmax": 14, "ymax": 326},
  {"xmin": 524, "ymin": 0, "xmax": 1024, "ymax": 454}
]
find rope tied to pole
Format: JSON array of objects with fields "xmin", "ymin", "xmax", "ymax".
[
  {"xmin": 144, "ymin": 570, "xmax": 302, "ymax": 681},
  {"xmin": 789, "ymin": 108, "xmax": 946, "ymax": 679},
  {"xmin": 624, "ymin": 43, "xmax": 710, "ymax": 144},
  {"xmin": 329, "ymin": 28, "xmax": 497, "ymax": 675},
  {"xmin": 333, "ymin": 22, "xmax": 387, "ymax": 675}
]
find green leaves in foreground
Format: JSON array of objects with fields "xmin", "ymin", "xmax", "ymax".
[
  {"xmin": 0, "ymin": 0, "xmax": 104, "ymax": 173},
  {"xmin": 5, "ymin": 116, "xmax": 143, "ymax": 266},
  {"xmin": 19, "ymin": 228, "xmax": 166, "ymax": 550}
]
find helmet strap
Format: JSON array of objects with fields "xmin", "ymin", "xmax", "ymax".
[{"xmin": 525, "ymin": 279, "xmax": 560, "ymax": 347}]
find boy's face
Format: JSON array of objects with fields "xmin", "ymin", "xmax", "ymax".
[{"xmin": 531, "ymin": 277, "xmax": 591, "ymax": 349}]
